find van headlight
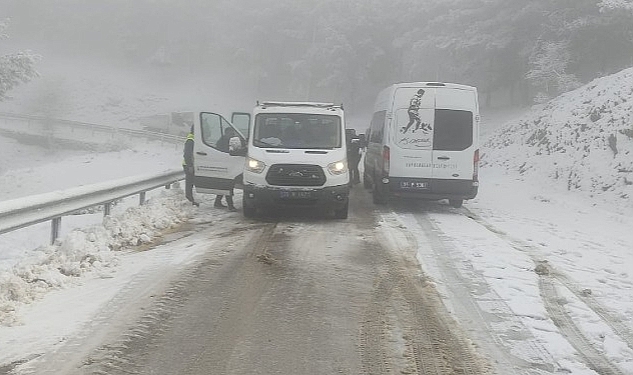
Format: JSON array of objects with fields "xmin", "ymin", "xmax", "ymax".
[
  {"xmin": 327, "ymin": 160, "xmax": 348, "ymax": 175},
  {"xmin": 246, "ymin": 157, "xmax": 266, "ymax": 174}
]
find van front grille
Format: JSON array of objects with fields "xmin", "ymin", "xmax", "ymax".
[{"xmin": 266, "ymin": 164, "xmax": 326, "ymax": 186}]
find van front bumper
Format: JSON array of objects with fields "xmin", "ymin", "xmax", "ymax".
[
  {"xmin": 383, "ymin": 177, "xmax": 478, "ymax": 200},
  {"xmin": 243, "ymin": 184, "xmax": 350, "ymax": 210}
]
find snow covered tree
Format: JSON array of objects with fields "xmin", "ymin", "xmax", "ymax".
[
  {"xmin": 526, "ymin": 40, "xmax": 580, "ymax": 102},
  {"xmin": 0, "ymin": 19, "xmax": 39, "ymax": 101},
  {"xmin": 598, "ymin": 0, "xmax": 633, "ymax": 12}
]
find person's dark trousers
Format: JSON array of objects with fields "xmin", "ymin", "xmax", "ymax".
[
  {"xmin": 225, "ymin": 195, "xmax": 236, "ymax": 211},
  {"xmin": 349, "ymin": 156, "xmax": 361, "ymax": 184},
  {"xmin": 215, "ymin": 195, "xmax": 236, "ymax": 211},
  {"xmin": 183, "ymin": 165, "xmax": 195, "ymax": 203},
  {"xmin": 214, "ymin": 195, "xmax": 226, "ymax": 207}
]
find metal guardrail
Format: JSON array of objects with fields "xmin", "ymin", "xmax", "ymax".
[
  {"xmin": 0, "ymin": 112, "xmax": 185, "ymax": 144},
  {"xmin": 0, "ymin": 169, "xmax": 185, "ymax": 245}
]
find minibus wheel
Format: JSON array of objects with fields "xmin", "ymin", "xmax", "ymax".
[
  {"xmin": 449, "ymin": 199, "xmax": 463, "ymax": 208},
  {"xmin": 373, "ymin": 182, "xmax": 387, "ymax": 204}
]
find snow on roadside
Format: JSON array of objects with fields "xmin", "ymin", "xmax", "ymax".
[
  {"xmin": 482, "ymin": 67, "xmax": 633, "ymax": 213},
  {"xmin": 0, "ymin": 140, "xmax": 182, "ymax": 201},
  {"xmin": 0, "ymin": 187, "xmax": 194, "ymax": 326},
  {"xmin": 0, "ymin": 127, "xmax": 188, "ymax": 327}
]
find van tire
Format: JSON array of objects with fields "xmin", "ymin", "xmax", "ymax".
[
  {"xmin": 243, "ymin": 197, "xmax": 257, "ymax": 218},
  {"xmin": 449, "ymin": 199, "xmax": 463, "ymax": 208},
  {"xmin": 333, "ymin": 202, "xmax": 349, "ymax": 219}
]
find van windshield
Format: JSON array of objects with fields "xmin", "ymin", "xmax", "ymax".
[{"xmin": 252, "ymin": 113, "xmax": 342, "ymax": 149}]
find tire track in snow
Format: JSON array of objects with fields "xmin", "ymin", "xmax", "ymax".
[
  {"xmin": 464, "ymin": 208, "xmax": 631, "ymax": 375},
  {"xmin": 383, "ymin": 209, "xmax": 559, "ymax": 374}
]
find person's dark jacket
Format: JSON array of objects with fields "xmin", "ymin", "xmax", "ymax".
[{"xmin": 216, "ymin": 135, "xmax": 231, "ymax": 153}]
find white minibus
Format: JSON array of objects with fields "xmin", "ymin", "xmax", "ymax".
[{"xmin": 363, "ymin": 82, "xmax": 480, "ymax": 207}]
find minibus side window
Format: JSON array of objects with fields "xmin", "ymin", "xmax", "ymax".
[
  {"xmin": 433, "ymin": 109, "xmax": 473, "ymax": 151},
  {"xmin": 369, "ymin": 110, "xmax": 386, "ymax": 143}
]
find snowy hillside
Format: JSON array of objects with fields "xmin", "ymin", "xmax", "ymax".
[{"xmin": 482, "ymin": 67, "xmax": 633, "ymax": 212}]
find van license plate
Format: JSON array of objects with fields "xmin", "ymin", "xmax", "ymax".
[
  {"xmin": 400, "ymin": 181, "xmax": 428, "ymax": 190},
  {"xmin": 279, "ymin": 191, "xmax": 312, "ymax": 199}
]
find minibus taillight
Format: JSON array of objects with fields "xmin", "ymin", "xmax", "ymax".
[
  {"xmin": 382, "ymin": 145, "xmax": 390, "ymax": 175},
  {"xmin": 473, "ymin": 149, "xmax": 480, "ymax": 182}
]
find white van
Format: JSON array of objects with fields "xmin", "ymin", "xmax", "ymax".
[
  {"xmin": 363, "ymin": 82, "xmax": 480, "ymax": 208},
  {"xmin": 241, "ymin": 101, "xmax": 350, "ymax": 219}
]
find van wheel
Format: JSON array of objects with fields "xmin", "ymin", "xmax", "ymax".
[
  {"xmin": 449, "ymin": 199, "xmax": 463, "ymax": 208},
  {"xmin": 373, "ymin": 183, "xmax": 387, "ymax": 204},
  {"xmin": 363, "ymin": 172, "xmax": 371, "ymax": 189},
  {"xmin": 243, "ymin": 197, "xmax": 257, "ymax": 218},
  {"xmin": 333, "ymin": 202, "xmax": 349, "ymax": 219}
]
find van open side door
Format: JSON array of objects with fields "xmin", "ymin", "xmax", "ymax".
[{"xmin": 193, "ymin": 112, "xmax": 246, "ymax": 195}]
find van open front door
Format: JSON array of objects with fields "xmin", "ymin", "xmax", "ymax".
[{"xmin": 193, "ymin": 112, "xmax": 246, "ymax": 195}]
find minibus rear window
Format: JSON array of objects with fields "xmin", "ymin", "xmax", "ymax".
[{"xmin": 433, "ymin": 109, "xmax": 473, "ymax": 151}]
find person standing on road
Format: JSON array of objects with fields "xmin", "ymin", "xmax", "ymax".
[
  {"xmin": 182, "ymin": 126, "xmax": 199, "ymax": 207},
  {"xmin": 346, "ymin": 129, "xmax": 362, "ymax": 185},
  {"xmin": 214, "ymin": 127, "xmax": 238, "ymax": 211}
]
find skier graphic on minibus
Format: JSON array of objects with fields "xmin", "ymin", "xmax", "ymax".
[{"xmin": 400, "ymin": 89, "xmax": 432, "ymax": 134}]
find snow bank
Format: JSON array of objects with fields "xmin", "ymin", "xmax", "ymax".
[
  {"xmin": 0, "ymin": 188, "xmax": 193, "ymax": 326},
  {"xmin": 483, "ymin": 67, "xmax": 633, "ymax": 211}
]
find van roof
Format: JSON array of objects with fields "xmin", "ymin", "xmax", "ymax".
[
  {"xmin": 254, "ymin": 101, "xmax": 344, "ymax": 115},
  {"xmin": 257, "ymin": 101, "xmax": 343, "ymax": 109},
  {"xmin": 389, "ymin": 82, "xmax": 477, "ymax": 91}
]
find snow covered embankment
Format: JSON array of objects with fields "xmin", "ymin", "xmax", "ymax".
[{"xmin": 483, "ymin": 67, "xmax": 633, "ymax": 211}]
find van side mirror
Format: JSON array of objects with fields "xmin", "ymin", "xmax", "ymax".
[
  {"xmin": 229, "ymin": 147, "xmax": 247, "ymax": 157},
  {"xmin": 228, "ymin": 136, "xmax": 247, "ymax": 156}
]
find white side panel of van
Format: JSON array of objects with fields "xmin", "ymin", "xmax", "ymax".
[{"xmin": 389, "ymin": 87, "xmax": 436, "ymax": 179}]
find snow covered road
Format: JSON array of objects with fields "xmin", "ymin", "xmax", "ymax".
[{"xmin": 3, "ymin": 173, "xmax": 632, "ymax": 374}]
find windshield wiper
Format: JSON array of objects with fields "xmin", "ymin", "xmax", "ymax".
[{"xmin": 254, "ymin": 139, "xmax": 280, "ymax": 148}]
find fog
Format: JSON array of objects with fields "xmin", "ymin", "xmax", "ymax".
[{"xmin": 2, "ymin": 0, "xmax": 633, "ymax": 121}]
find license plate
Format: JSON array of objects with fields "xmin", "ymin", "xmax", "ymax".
[
  {"xmin": 400, "ymin": 181, "xmax": 428, "ymax": 190},
  {"xmin": 279, "ymin": 190, "xmax": 313, "ymax": 199}
]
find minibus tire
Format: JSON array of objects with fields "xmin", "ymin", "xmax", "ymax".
[
  {"xmin": 449, "ymin": 199, "xmax": 463, "ymax": 208},
  {"xmin": 373, "ymin": 182, "xmax": 387, "ymax": 204}
]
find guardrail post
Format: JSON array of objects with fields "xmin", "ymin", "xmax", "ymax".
[
  {"xmin": 51, "ymin": 217, "xmax": 61, "ymax": 245},
  {"xmin": 104, "ymin": 202, "xmax": 112, "ymax": 217},
  {"xmin": 139, "ymin": 192, "xmax": 146, "ymax": 205}
]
